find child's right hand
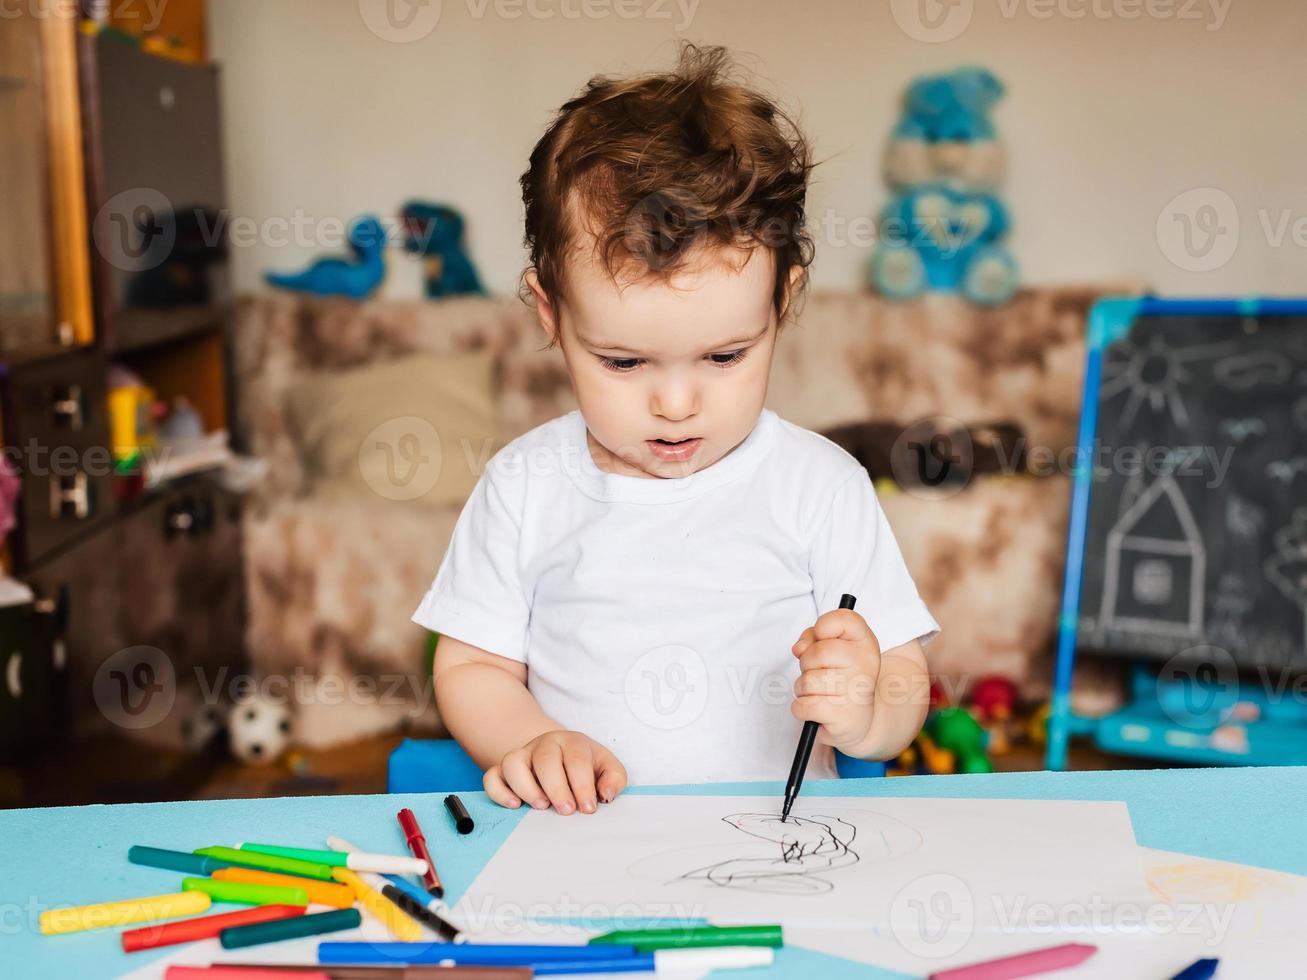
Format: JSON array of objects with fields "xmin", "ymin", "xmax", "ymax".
[{"xmin": 483, "ymin": 730, "xmax": 628, "ymax": 815}]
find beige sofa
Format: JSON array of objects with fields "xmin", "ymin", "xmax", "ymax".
[{"xmin": 232, "ymin": 287, "xmax": 1120, "ymax": 748}]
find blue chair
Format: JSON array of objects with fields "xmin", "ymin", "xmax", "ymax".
[{"xmin": 387, "ymin": 738, "xmax": 884, "ymax": 794}]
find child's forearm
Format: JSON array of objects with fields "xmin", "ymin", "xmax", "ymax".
[
  {"xmin": 842, "ymin": 644, "xmax": 931, "ymax": 762},
  {"xmin": 435, "ymin": 660, "xmax": 564, "ymax": 769}
]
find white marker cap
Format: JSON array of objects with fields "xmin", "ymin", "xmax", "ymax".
[{"xmin": 653, "ymin": 946, "xmax": 775, "ymax": 971}]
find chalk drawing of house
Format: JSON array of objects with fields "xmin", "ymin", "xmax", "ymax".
[{"xmin": 1099, "ymin": 475, "xmax": 1206, "ymax": 638}]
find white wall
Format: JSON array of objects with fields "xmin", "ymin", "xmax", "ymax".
[{"xmin": 208, "ymin": 0, "xmax": 1307, "ymax": 300}]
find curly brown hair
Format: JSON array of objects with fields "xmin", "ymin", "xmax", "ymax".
[{"xmin": 520, "ymin": 43, "xmax": 817, "ymax": 339}]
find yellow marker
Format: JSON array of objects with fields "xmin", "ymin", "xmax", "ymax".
[
  {"xmin": 331, "ymin": 867, "xmax": 421, "ymax": 941},
  {"xmin": 40, "ymin": 890, "xmax": 211, "ymax": 935}
]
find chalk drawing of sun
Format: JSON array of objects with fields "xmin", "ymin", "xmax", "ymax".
[{"xmin": 1101, "ymin": 336, "xmax": 1237, "ymax": 429}]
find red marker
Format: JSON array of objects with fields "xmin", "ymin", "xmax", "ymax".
[
  {"xmin": 121, "ymin": 903, "xmax": 305, "ymax": 952},
  {"xmin": 397, "ymin": 807, "xmax": 443, "ymax": 898}
]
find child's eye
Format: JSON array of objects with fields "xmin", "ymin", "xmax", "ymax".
[
  {"xmin": 599, "ymin": 356, "xmax": 643, "ymax": 372},
  {"xmin": 707, "ymin": 349, "xmax": 748, "ymax": 368}
]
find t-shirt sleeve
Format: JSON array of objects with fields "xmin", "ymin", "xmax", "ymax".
[
  {"xmin": 411, "ymin": 466, "xmax": 531, "ymax": 663},
  {"xmin": 809, "ymin": 467, "xmax": 940, "ymax": 652}
]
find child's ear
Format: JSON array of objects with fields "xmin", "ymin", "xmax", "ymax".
[
  {"xmin": 525, "ymin": 269, "xmax": 561, "ymax": 345},
  {"xmin": 779, "ymin": 263, "xmax": 806, "ymax": 323}
]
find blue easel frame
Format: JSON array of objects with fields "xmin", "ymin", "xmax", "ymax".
[{"xmin": 1045, "ymin": 296, "xmax": 1307, "ymax": 770}]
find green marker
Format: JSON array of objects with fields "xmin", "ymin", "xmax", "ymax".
[
  {"xmin": 220, "ymin": 907, "xmax": 361, "ymax": 949},
  {"xmin": 193, "ymin": 846, "xmax": 336, "ymax": 881},
  {"xmin": 182, "ymin": 877, "xmax": 309, "ymax": 907},
  {"xmin": 588, "ymin": 924, "xmax": 784, "ymax": 950},
  {"xmin": 239, "ymin": 842, "xmax": 428, "ymax": 877}
]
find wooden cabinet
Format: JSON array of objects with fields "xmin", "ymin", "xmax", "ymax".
[{"xmin": 0, "ymin": 3, "xmax": 92, "ymax": 359}]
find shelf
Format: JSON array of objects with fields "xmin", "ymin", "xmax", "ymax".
[{"xmin": 105, "ymin": 304, "xmax": 230, "ymax": 355}]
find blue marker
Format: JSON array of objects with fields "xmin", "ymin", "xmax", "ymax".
[
  {"xmin": 318, "ymin": 942, "xmax": 773, "ymax": 973},
  {"xmin": 1168, "ymin": 959, "xmax": 1218, "ymax": 980}
]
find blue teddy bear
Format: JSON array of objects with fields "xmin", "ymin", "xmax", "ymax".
[{"xmin": 872, "ymin": 67, "xmax": 1019, "ymax": 306}]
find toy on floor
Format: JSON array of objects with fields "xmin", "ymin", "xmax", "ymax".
[
  {"xmin": 401, "ymin": 201, "xmax": 486, "ymax": 299},
  {"xmin": 969, "ymin": 674, "xmax": 1019, "ymax": 755},
  {"xmin": 924, "ymin": 706, "xmax": 994, "ymax": 774},
  {"xmin": 871, "ymin": 67, "xmax": 1018, "ymax": 305},
  {"xmin": 228, "ymin": 696, "xmax": 293, "ymax": 766},
  {"xmin": 264, "ymin": 216, "xmax": 387, "ymax": 299},
  {"xmin": 886, "ymin": 732, "xmax": 955, "ymax": 777}
]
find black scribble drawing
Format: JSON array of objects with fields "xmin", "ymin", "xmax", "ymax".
[{"xmin": 673, "ymin": 812, "xmax": 860, "ymax": 896}]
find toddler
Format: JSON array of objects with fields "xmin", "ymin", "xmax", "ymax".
[{"xmin": 414, "ymin": 44, "xmax": 938, "ymax": 814}]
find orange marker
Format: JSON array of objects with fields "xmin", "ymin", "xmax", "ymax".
[{"xmin": 212, "ymin": 867, "xmax": 356, "ymax": 909}]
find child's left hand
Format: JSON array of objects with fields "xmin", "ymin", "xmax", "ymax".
[{"xmin": 790, "ymin": 607, "xmax": 881, "ymax": 752}]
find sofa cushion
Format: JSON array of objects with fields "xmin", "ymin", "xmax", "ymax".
[{"xmin": 284, "ymin": 350, "xmax": 501, "ymax": 510}]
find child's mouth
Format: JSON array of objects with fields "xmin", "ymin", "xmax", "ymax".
[{"xmin": 647, "ymin": 437, "xmax": 702, "ymax": 462}]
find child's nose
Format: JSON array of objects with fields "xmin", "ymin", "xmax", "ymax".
[{"xmin": 650, "ymin": 377, "xmax": 699, "ymax": 421}]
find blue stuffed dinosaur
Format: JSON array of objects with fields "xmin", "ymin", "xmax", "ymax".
[
  {"xmin": 401, "ymin": 201, "xmax": 486, "ymax": 299},
  {"xmin": 872, "ymin": 67, "xmax": 1018, "ymax": 306},
  {"xmin": 264, "ymin": 216, "xmax": 387, "ymax": 300}
]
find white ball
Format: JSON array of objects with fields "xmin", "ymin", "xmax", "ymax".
[{"xmin": 228, "ymin": 698, "xmax": 292, "ymax": 765}]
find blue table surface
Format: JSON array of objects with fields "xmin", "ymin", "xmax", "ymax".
[{"xmin": 3, "ymin": 766, "xmax": 1305, "ymax": 979}]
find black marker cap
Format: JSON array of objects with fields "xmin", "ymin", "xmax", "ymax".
[{"xmin": 444, "ymin": 793, "xmax": 474, "ymax": 834}]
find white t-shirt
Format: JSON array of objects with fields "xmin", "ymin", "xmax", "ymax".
[{"xmin": 412, "ymin": 408, "xmax": 939, "ymax": 786}]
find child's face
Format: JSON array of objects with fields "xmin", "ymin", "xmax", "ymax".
[{"xmin": 530, "ymin": 240, "xmax": 794, "ymax": 479}]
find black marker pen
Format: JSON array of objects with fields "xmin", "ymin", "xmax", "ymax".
[{"xmin": 782, "ymin": 593, "xmax": 857, "ymax": 822}]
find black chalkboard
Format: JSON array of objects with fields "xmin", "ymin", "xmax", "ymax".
[{"xmin": 1076, "ymin": 315, "xmax": 1307, "ymax": 672}]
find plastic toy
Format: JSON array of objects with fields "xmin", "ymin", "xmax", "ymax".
[
  {"xmin": 886, "ymin": 732, "xmax": 956, "ymax": 777},
  {"xmin": 924, "ymin": 706, "xmax": 993, "ymax": 774},
  {"xmin": 228, "ymin": 696, "xmax": 293, "ymax": 766},
  {"xmin": 400, "ymin": 202, "xmax": 486, "ymax": 299},
  {"xmin": 265, "ymin": 216, "xmax": 387, "ymax": 299},
  {"xmin": 969, "ymin": 674, "xmax": 1019, "ymax": 755},
  {"xmin": 871, "ymin": 67, "xmax": 1018, "ymax": 305}
]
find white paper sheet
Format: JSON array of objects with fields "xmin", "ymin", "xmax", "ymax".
[
  {"xmin": 453, "ymin": 795, "xmax": 1147, "ymax": 934},
  {"xmin": 788, "ymin": 847, "xmax": 1307, "ymax": 979}
]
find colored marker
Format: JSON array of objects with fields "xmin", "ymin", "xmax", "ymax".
[
  {"xmin": 128, "ymin": 845, "xmax": 234, "ymax": 877},
  {"xmin": 181, "ymin": 877, "xmax": 309, "ymax": 907},
  {"xmin": 331, "ymin": 866, "xmax": 423, "ymax": 942},
  {"xmin": 166, "ymin": 968, "xmax": 330, "ymax": 979},
  {"xmin": 212, "ymin": 867, "xmax": 357, "ymax": 908},
  {"xmin": 928, "ymin": 942, "xmax": 1098, "ymax": 980},
  {"xmin": 222, "ymin": 967, "xmax": 530, "ymax": 980},
  {"xmin": 383, "ymin": 874, "xmax": 462, "ymax": 939},
  {"xmin": 318, "ymin": 942, "xmax": 771, "ymax": 973},
  {"xmin": 40, "ymin": 890, "xmax": 212, "ymax": 935},
  {"xmin": 397, "ymin": 808, "xmax": 445, "ymax": 896},
  {"xmin": 782, "ymin": 593, "xmax": 856, "ymax": 821},
  {"xmin": 381, "ymin": 883, "xmax": 461, "ymax": 942},
  {"xmin": 122, "ymin": 903, "xmax": 305, "ymax": 952},
  {"xmin": 319, "ymin": 941, "xmax": 638, "ymax": 965},
  {"xmin": 220, "ymin": 906, "xmax": 362, "ymax": 949},
  {"xmin": 240, "ymin": 842, "xmax": 428, "ymax": 877},
  {"xmin": 589, "ymin": 923, "xmax": 783, "ymax": 950},
  {"xmin": 444, "ymin": 795, "xmax": 475, "ymax": 835},
  {"xmin": 1168, "ymin": 959, "xmax": 1219, "ymax": 980},
  {"xmin": 195, "ymin": 846, "xmax": 336, "ymax": 881}
]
